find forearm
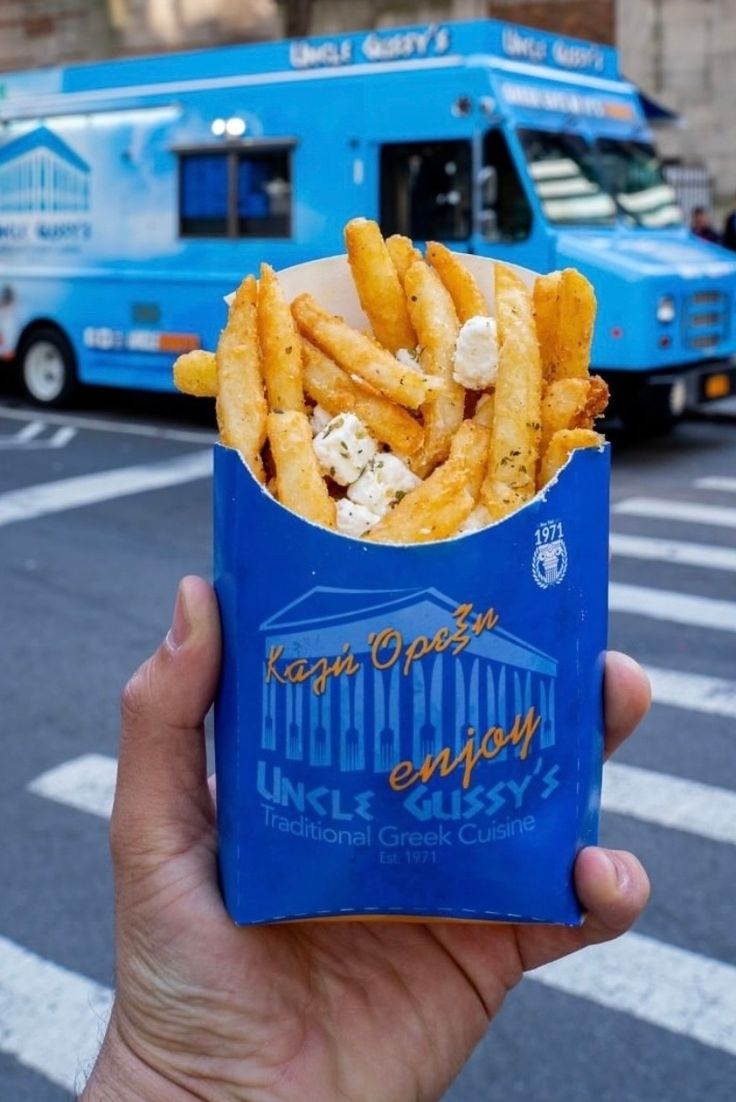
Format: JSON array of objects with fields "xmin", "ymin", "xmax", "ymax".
[{"xmin": 80, "ymin": 1012, "xmax": 201, "ymax": 1102}]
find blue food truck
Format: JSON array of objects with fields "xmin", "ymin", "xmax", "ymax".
[{"xmin": 1, "ymin": 17, "xmax": 735, "ymax": 428}]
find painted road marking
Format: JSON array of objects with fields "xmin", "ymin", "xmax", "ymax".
[
  {"xmin": 0, "ymin": 401, "xmax": 216, "ymax": 445},
  {"xmin": 0, "ymin": 450, "xmax": 211, "ymax": 527},
  {"xmin": 0, "ymin": 421, "xmax": 77, "ymax": 449},
  {"xmin": 611, "ymin": 532, "xmax": 736, "ymax": 573},
  {"xmin": 28, "ymin": 754, "xmax": 117, "ymax": 819},
  {"xmin": 613, "ymin": 497, "xmax": 736, "ymax": 530},
  {"xmin": 0, "ymin": 934, "xmax": 112, "ymax": 1092},
  {"xmin": 646, "ymin": 666, "xmax": 736, "ymax": 719},
  {"xmin": 603, "ymin": 762, "xmax": 736, "ymax": 846},
  {"xmin": 694, "ymin": 476, "xmax": 736, "ymax": 493},
  {"xmin": 16, "ymin": 422, "xmax": 44, "ymax": 442},
  {"xmin": 609, "ymin": 582, "xmax": 736, "ymax": 633},
  {"xmin": 531, "ymin": 931, "xmax": 736, "ymax": 1058}
]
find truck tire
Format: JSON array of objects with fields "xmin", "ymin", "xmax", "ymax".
[{"xmin": 18, "ymin": 326, "xmax": 78, "ymax": 408}]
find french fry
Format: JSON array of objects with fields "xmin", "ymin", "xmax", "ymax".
[
  {"xmin": 426, "ymin": 241, "xmax": 490, "ymax": 323},
  {"xmin": 292, "ymin": 293, "xmax": 438, "ymax": 410},
  {"xmin": 533, "ymin": 271, "xmax": 561, "ymax": 382},
  {"xmin": 345, "ymin": 218, "xmax": 417, "ymax": 353},
  {"xmin": 267, "ymin": 410, "xmax": 336, "ymax": 527},
  {"xmin": 368, "ymin": 462, "xmax": 475, "ymax": 544},
  {"xmin": 480, "ymin": 480, "xmax": 525, "ymax": 524},
  {"xmin": 385, "ymin": 234, "xmax": 422, "ymax": 285},
  {"xmin": 540, "ymin": 376, "xmax": 609, "ymax": 457},
  {"xmin": 404, "ymin": 259, "xmax": 464, "ymax": 473},
  {"xmin": 173, "ymin": 348, "xmax": 217, "ymax": 397},
  {"xmin": 216, "ymin": 274, "xmax": 267, "ymax": 482},
  {"xmin": 302, "ymin": 341, "xmax": 424, "ymax": 456},
  {"xmin": 446, "ymin": 419, "xmax": 491, "ymax": 500},
  {"xmin": 539, "ymin": 428, "xmax": 603, "ymax": 487},
  {"xmin": 257, "ymin": 263, "xmax": 305, "ymax": 413},
  {"xmin": 534, "ymin": 269, "xmax": 597, "ymax": 382},
  {"xmin": 473, "ymin": 390, "xmax": 495, "ymax": 429},
  {"xmin": 481, "ymin": 264, "xmax": 542, "ymax": 513},
  {"xmin": 553, "ymin": 269, "xmax": 597, "ymax": 381}
]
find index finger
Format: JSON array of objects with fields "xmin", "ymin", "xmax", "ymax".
[{"xmin": 603, "ymin": 651, "xmax": 651, "ymax": 761}]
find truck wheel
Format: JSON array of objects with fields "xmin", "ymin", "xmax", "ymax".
[{"xmin": 19, "ymin": 327, "xmax": 77, "ymax": 407}]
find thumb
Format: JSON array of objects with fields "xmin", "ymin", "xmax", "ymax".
[{"xmin": 111, "ymin": 576, "xmax": 221, "ymax": 881}]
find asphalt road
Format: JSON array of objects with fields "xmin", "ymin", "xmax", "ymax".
[{"xmin": 1, "ymin": 388, "xmax": 734, "ymax": 1102}]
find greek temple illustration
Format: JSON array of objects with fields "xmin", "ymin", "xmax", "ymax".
[{"xmin": 260, "ymin": 587, "xmax": 557, "ymax": 775}]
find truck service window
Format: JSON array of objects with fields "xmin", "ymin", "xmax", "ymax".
[
  {"xmin": 481, "ymin": 130, "xmax": 532, "ymax": 242},
  {"xmin": 380, "ymin": 140, "xmax": 472, "ymax": 242},
  {"xmin": 594, "ymin": 138, "xmax": 683, "ymax": 229},
  {"xmin": 179, "ymin": 148, "xmax": 292, "ymax": 238},
  {"xmin": 518, "ymin": 130, "xmax": 616, "ymax": 226}
]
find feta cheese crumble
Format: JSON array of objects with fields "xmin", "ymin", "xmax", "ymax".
[
  {"xmin": 310, "ymin": 404, "xmax": 333, "ymax": 435},
  {"xmin": 452, "ymin": 315, "xmax": 499, "ymax": 390},
  {"xmin": 313, "ymin": 413, "xmax": 378, "ymax": 486},
  {"xmin": 335, "ymin": 499, "xmax": 381, "ymax": 537},
  {"xmin": 347, "ymin": 453, "xmax": 421, "ymax": 516}
]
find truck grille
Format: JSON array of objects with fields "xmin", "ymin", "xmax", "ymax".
[{"xmin": 684, "ymin": 291, "xmax": 729, "ymax": 350}]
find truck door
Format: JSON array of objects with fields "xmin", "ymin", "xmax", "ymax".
[
  {"xmin": 473, "ymin": 128, "xmax": 548, "ymax": 270},
  {"xmin": 378, "ymin": 138, "xmax": 474, "ymax": 248}
]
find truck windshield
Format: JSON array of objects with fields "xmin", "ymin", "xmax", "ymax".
[
  {"xmin": 517, "ymin": 129, "xmax": 616, "ymax": 226},
  {"xmin": 594, "ymin": 138, "xmax": 683, "ymax": 227},
  {"xmin": 518, "ymin": 129, "xmax": 683, "ymax": 228}
]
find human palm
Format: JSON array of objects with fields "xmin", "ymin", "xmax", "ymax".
[{"xmin": 85, "ymin": 577, "xmax": 649, "ymax": 1102}]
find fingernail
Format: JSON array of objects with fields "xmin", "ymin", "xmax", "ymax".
[
  {"xmin": 606, "ymin": 850, "xmax": 630, "ymax": 892},
  {"xmin": 167, "ymin": 584, "xmax": 190, "ymax": 651}
]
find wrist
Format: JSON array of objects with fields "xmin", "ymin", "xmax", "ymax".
[{"xmin": 79, "ymin": 1010, "xmax": 200, "ymax": 1102}]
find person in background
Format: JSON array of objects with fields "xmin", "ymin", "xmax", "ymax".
[
  {"xmin": 722, "ymin": 200, "xmax": 736, "ymax": 251},
  {"xmin": 80, "ymin": 577, "xmax": 651, "ymax": 1102},
  {"xmin": 690, "ymin": 205, "xmax": 721, "ymax": 243}
]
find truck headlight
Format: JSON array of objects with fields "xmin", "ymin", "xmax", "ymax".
[{"xmin": 657, "ymin": 295, "xmax": 676, "ymax": 323}]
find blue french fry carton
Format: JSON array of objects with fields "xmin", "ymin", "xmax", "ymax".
[{"xmin": 214, "ymin": 254, "xmax": 609, "ymax": 926}]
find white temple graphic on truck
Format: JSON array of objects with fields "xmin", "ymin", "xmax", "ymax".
[
  {"xmin": 0, "ymin": 126, "xmax": 91, "ymax": 213},
  {"xmin": 260, "ymin": 587, "xmax": 558, "ymax": 775}
]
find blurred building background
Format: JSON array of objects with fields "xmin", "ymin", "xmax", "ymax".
[{"xmin": 1, "ymin": 1, "xmax": 734, "ymax": 212}]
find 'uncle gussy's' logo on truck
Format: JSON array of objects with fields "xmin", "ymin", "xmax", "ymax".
[
  {"xmin": 258, "ymin": 586, "xmax": 558, "ymax": 778},
  {"xmin": 0, "ymin": 126, "xmax": 92, "ymax": 246}
]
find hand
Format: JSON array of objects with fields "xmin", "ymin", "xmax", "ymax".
[{"xmin": 82, "ymin": 576, "xmax": 651, "ymax": 1102}]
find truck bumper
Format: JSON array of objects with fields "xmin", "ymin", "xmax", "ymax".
[{"xmin": 600, "ymin": 359, "xmax": 736, "ymax": 426}]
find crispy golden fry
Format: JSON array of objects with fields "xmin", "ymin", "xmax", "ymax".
[
  {"xmin": 385, "ymin": 234, "xmax": 422, "ymax": 286},
  {"xmin": 267, "ymin": 410, "xmax": 336, "ymax": 527},
  {"xmin": 473, "ymin": 391, "xmax": 495, "ymax": 429},
  {"xmin": 539, "ymin": 428, "xmax": 603, "ymax": 487},
  {"xmin": 216, "ymin": 274, "xmax": 268, "ymax": 482},
  {"xmin": 534, "ymin": 269, "xmax": 597, "ymax": 382},
  {"xmin": 404, "ymin": 259, "xmax": 464, "ymax": 473},
  {"xmin": 553, "ymin": 269, "xmax": 597, "ymax": 381},
  {"xmin": 533, "ymin": 271, "xmax": 561, "ymax": 382},
  {"xmin": 302, "ymin": 341, "xmax": 424, "ymax": 456},
  {"xmin": 173, "ymin": 349, "xmax": 217, "ymax": 397},
  {"xmin": 344, "ymin": 218, "xmax": 417, "ymax": 353},
  {"xmin": 257, "ymin": 263, "xmax": 305, "ymax": 413},
  {"xmin": 481, "ymin": 264, "xmax": 542, "ymax": 512},
  {"xmin": 480, "ymin": 480, "xmax": 525, "ymax": 524},
  {"xmin": 447, "ymin": 419, "xmax": 491, "ymax": 500},
  {"xmin": 426, "ymin": 241, "xmax": 490, "ymax": 323},
  {"xmin": 368, "ymin": 463, "xmax": 475, "ymax": 544},
  {"xmin": 292, "ymin": 293, "xmax": 437, "ymax": 410},
  {"xmin": 540, "ymin": 375, "xmax": 609, "ymax": 456}
]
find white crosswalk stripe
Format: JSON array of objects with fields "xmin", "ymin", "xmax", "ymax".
[
  {"xmin": 645, "ymin": 665, "xmax": 736, "ymax": 719},
  {"xmin": 0, "ymin": 450, "xmax": 211, "ymax": 527},
  {"xmin": 694, "ymin": 476, "xmax": 736, "ymax": 493},
  {"xmin": 603, "ymin": 762, "xmax": 736, "ymax": 845},
  {"xmin": 610, "ymin": 582, "xmax": 736, "ymax": 632},
  {"xmin": 611, "ymin": 532, "xmax": 736, "ymax": 572},
  {"xmin": 613, "ymin": 496, "xmax": 736, "ymax": 529},
  {"xmin": 0, "ymin": 934, "xmax": 112, "ymax": 1092},
  {"xmin": 27, "ymin": 753, "xmax": 117, "ymax": 819},
  {"xmin": 531, "ymin": 932, "xmax": 736, "ymax": 1058}
]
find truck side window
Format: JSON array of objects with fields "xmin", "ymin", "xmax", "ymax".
[
  {"xmin": 481, "ymin": 130, "xmax": 532, "ymax": 242},
  {"xmin": 179, "ymin": 148, "xmax": 292, "ymax": 238},
  {"xmin": 380, "ymin": 140, "xmax": 472, "ymax": 241}
]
